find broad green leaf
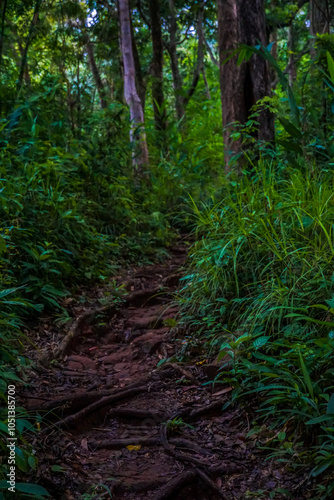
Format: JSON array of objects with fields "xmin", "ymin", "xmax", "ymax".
[{"xmin": 327, "ymin": 51, "xmax": 334, "ymax": 84}]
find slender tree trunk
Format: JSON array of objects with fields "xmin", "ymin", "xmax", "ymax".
[
  {"xmin": 76, "ymin": 56, "xmax": 81, "ymax": 137},
  {"xmin": 184, "ymin": 2, "xmax": 205, "ymax": 107},
  {"xmin": 202, "ymin": 65, "xmax": 211, "ymax": 100},
  {"xmin": 0, "ymin": 0, "xmax": 7, "ymax": 75},
  {"xmin": 167, "ymin": 0, "xmax": 184, "ymax": 121},
  {"xmin": 118, "ymin": 0, "xmax": 148, "ymax": 172},
  {"xmin": 16, "ymin": 0, "xmax": 42, "ymax": 96},
  {"xmin": 86, "ymin": 40, "xmax": 107, "ymax": 109},
  {"xmin": 130, "ymin": 13, "xmax": 146, "ymax": 111},
  {"xmin": 18, "ymin": 41, "xmax": 31, "ymax": 85},
  {"xmin": 218, "ymin": 0, "xmax": 274, "ymax": 171},
  {"xmin": 149, "ymin": 0, "xmax": 166, "ymax": 131},
  {"xmin": 0, "ymin": 0, "xmax": 8, "ymax": 115}
]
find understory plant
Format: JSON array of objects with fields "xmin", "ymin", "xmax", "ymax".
[{"xmin": 179, "ymin": 163, "xmax": 334, "ymax": 495}]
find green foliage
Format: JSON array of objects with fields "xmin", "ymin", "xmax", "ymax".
[{"xmin": 179, "ymin": 164, "xmax": 334, "ymax": 494}]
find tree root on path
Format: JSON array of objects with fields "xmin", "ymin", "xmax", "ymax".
[
  {"xmin": 40, "ymin": 303, "xmax": 118, "ymax": 365},
  {"xmin": 41, "ymin": 385, "xmax": 150, "ymax": 431},
  {"xmin": 39, "ymin": 286, "xmax": 166, "ymax": 366},
  {"xmin": 173, "ymin": 398, "xmax": 226, "ymax": 420},
  {"xmin": 33, "ymin": 378, "xmax": 150, "ymax": 413},
  {"xmin": 151, "ymin": 471, "xmax": 196, "ymax": 500},
  {"xmin": 158, "ymin": 424, "xmax": 231, "ymax": 500}
]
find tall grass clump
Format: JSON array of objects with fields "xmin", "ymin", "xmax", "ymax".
[{"xmin": 179, "ymin": 163, "xmax": 334, "ymax": 493}]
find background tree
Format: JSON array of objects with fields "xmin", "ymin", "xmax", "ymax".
[
  {"xmin": 118, "ymin": 0, "xmax": 148, "ymax": 171},
  {"xmin": 218, "ymin": 0, "xmax": 274, "ymax": 170}
]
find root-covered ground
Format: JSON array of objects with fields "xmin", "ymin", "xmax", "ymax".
[{"xmin": 19, "ymin": 245, "xmax": 310, "ymax": 499}]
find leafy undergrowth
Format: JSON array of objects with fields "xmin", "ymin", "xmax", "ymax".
[
  {"xmin": 178, "ymin": 164, "xmax": 334, "ymax": 499},
  {"xmin": 0, "ymin": 94, "xmax": 221, "ymax": 497}
]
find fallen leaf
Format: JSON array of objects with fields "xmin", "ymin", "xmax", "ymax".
[{"xmin": 126, "ymin": 445, "xmax": 141, "ymax": 451}]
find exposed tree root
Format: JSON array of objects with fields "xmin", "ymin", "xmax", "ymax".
[
  {"xmin": 154, "ymin": 424, "xmax": 229, "ymax": 500},
  {"xmin": 195, "ymin": 467, "xmax": 230, "ymax": 500},
  {"xmin": 160, "ymin": 424, "xmax": 214, "ymax": 468},
  {"xmin": 40, "ymin": 286, "xmax": 167, "ymax": 366},
  {"xmin": 34, "ymin": 379, "xmax": 150, "ymax": 413},
  {"xmin": 40, "ymin": 303, "xmax": 118, "ymax": 364},
  {"xmin": 174, "ymin": 398, "xmax": 226, "ymax": 420},
  {"xmin": 42, "ymin": 385, "xmax": 150, "ymax": 431},
  {"xmin": 170, "ymin": 438, "xmax": 213, "ymax": 456},
  {"xmin": 151, "ymin": 471, "xmax": 196, "ymax": 500},
  {"xmin": 157, "ymin": 424, "xmax": 230, "ymax": 499}
]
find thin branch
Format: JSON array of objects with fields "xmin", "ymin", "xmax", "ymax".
[{"xmin": 203, "ymin": 34, "xmax": 219, "ymax": 67}]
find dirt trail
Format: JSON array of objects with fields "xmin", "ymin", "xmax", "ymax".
[{"xmin": 20, "ymin": 244, "xmax": 307, "ymax": 500}]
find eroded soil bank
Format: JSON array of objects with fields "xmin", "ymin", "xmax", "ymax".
[{"xmin": 19, "ymin": 244, "xmax": 310, "ymax": 499}]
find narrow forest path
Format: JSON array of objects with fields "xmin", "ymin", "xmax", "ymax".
[{"xmin": 19, "ymin": 243, "xmax": 307, "ymax": 500}]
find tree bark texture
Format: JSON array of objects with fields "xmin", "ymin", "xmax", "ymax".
[
  {"xmin": 218, "ymin": 0, "xmax": 274, "ymax": 171},
  {"xmin": 118, "ymin": 0, "xmax": 148, "ymax": 171},
  {"xmin": 149, "ymin": 0, "xmax": 166, "ymax": 131}
]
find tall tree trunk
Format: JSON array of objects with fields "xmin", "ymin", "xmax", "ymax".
[
  {"xmin": 218, "ymin": 0, "xmax": 244, "ymax": 170},
  {"xmin": 167, "ymin": 0, "xmax": 184, "ymax": 122},
  {"xmin": 218, "ymin": 0, "xmax": 274, "ymax": 171},
  {"xmin": 149, "ymin": 0, "xmax": 166, "ymax": 131},
  {"xmin": 16, "ymin": 0, "xmax": 42, "ymax": 96},
  {"xmin": 240, "ymin": 0, "xmax": 273, "ymax": 142},
  {"xmin": 310, "ymin": 0, "xmax": 330, "ymax": 58},
  {"xmin": 118, "ymin": 0, "xmax": 148, "ymax": 172},
  {"xmin": 86, "ymin": 40, "xmax": 107, "ymax": 109}
]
